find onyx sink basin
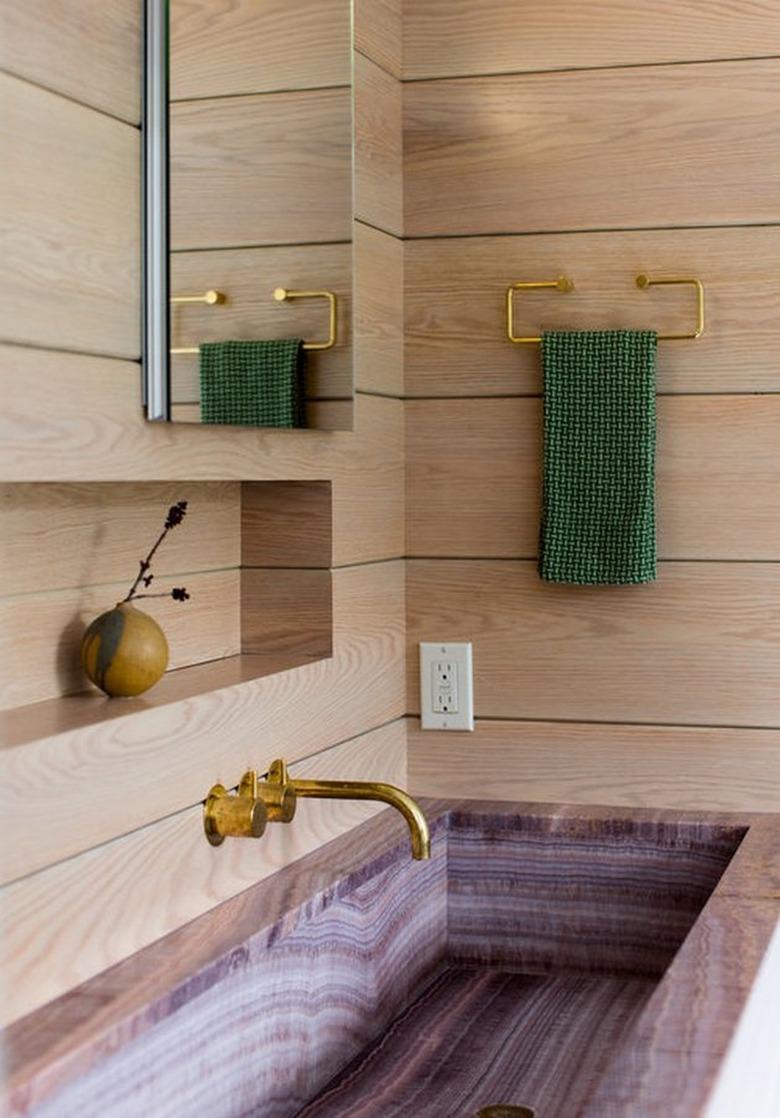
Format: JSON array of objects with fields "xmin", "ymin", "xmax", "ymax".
[{"xmin": 5, "ymin": 801, "xmax": 779, "ymax": 1118}]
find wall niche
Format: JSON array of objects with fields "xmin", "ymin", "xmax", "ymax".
[{"xmin": 0, "ymin": 479, "xmax": 333, "ymax": 743}]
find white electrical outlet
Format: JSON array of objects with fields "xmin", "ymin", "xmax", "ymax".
[{"xmin": 419, "ymin": 642, "xmax": 474, "ymax": 731}]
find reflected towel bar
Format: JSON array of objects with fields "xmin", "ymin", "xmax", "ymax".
[
  {"xmin": 169, "ymin": 288, "xmax": 338, "ymax": 354},
  {"xmin": 170, "ymin": 290, "xmax": 226, "ymax": 354},
  {"xmin": 273, "ymin": 288, "xmax": 338, "ymax": 351},
  {"xmin": 506, "ymin": 274, "xmax": 705, "ymax": 344}
]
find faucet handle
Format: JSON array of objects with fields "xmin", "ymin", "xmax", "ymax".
[
  {"xmin": 203, "ymin": 778, "xmax": 268, "ymax": 846},
  {"xmin": 256, "ymin": 759, "xmax": 297, "ymax": 823}
]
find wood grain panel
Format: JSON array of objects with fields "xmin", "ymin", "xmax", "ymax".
[
  {"xmin": 170, "ymin": 88, "xmax": 351, "ymax": 250},
  {"xmin": 408, "ymin": 720, "xmax": 780, "ymax": 813},
  {"xmin": 0, "ymin": 482, "xmax": 240, "ymax": 596},
  {"xmin": 1, "ymin": 561, "xmax": 405, "ymax": 882},
  {"xmin": 0, "ymin": 0, "xmax": 140, "ymax": 123},
  {"xmin": 407, "ymin": 560, "xmax": 780, "ymax": 727},
  {"xmin": 0, "ymin": 74, "xmax": 139, "ymax": 358},
  {"xmin": 354, "ymin": 54, "xmax": 403, "ymax": 236},
  {"xmin": 169, "ymin": 0, "xmax": 350, "ymax": 100},
  {"xmin": 355, "ymin": 0, "xmax": 402, "ymax": 78},
  {"xmin": 242, "ymin": 481, "xmax": 332, "ymax": 568},
  {"xmin": 0, "ymin": 568, "xmax": 241, "ymax": 710},
  {"xmin": 170, "ymin": 243, "xmax": 353, "ymax": 402},
  {"xmin": 403, "ymin": 0, "xmax": 780, "ymax": 81},
  {"xmin": 354, "ymin": 222, "xmax": 404, "ymax": 395},
  {"xmin": 241, "ymin": 568, "xmax": 332, "ymax": 657},
  {"xmin": 169, "ymin": 399, "xmax": 354, "ymax": 430},
  {"xmin": 0, "ymin": 719, "xmax": 407, "ymax": 1025},
  {"xmin": 403, "ymin": 61, "xmax": 780, "ymax": 236},
  {"xmin": 0, "ymin": 352, "xmax": 403, "ymax": 566},
  {"xmin": 404, "ymin": 227, "xmax": 780, "ymax": 396},
  {"xmin": 406, "ymin": 396, "xmax": 780, "ymax": 560}
]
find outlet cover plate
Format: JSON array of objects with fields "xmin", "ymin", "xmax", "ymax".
[{"xmin": 419, "ymin": 642, "xmax": 474, "ymax": 731}]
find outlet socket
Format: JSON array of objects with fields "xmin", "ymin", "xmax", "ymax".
[{"xmin": 419, "ymin": 642, "xmax": 474, "ymax": 731}]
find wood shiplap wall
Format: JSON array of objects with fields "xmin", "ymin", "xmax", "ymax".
[
  {"xmin": 404, "ymin": 2, "xmax": 780, "ymax": 809},
  {"xmin": 0, "ymin": 0, "xmax": 407, "ymax": 1025}
]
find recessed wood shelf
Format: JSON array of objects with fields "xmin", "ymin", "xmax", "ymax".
[
  {"xmin": 0, "ymin": 480, "xmax": 334, "ymax": 743},
  {"xmin": 0, "ymin": 652, "xmax": 319, "ymax": 749}
]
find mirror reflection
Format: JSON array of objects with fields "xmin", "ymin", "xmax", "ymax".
[{"xmin": 144, "ymin": 1, "xmax": 354, "ymax": 429}]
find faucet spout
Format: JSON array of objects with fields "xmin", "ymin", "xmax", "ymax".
[
  {"xmin": 291, "ymin": 778, "xmax": 431, "ymax": 860},
  {"xmin": 203, "ymin": 760, "xmax": 431, "ymax": 860}
]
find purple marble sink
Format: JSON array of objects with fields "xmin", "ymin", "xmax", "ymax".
[{"xmin": 4, "ymin": 801, "xmax": 779, "ymax": 1118}]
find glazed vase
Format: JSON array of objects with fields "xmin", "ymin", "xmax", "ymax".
[{"xmin": 81, "ymin": 602, "xmax": 169, "ymax": 697}]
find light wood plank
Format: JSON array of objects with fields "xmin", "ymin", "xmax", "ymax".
[
  {"xmin": 407, "ymin": 398, "xmax": 540, "ymax": 558},
  {"xmin": 0, "ymin": 0, "xmax": 140, "ymax": 123},
  {"xmin": 354, "ymin": 54, "xmax": 403, "ymax": 236},
  {"xmin": 408, "ymin": 719, "xmax": 780, "ymax": 813},
  {"xmin": 0, "ymin": 351, "xmax": 403, "ymax": 566},
  {"xmin": 406, "ymin": 396, "xmax": 780, "ymax": 560},
  {"xmin": 0, "ymin": 569, "xmax": 241, "ymax": 710},
  {"xmin": 355, "ymin": 0, "xmax": 402, "ymax": 78},
  {"xmin": 1, "ymin": 561, "xmax": 405, "ymax": 881},
  {"xmin": 404, "ymin": 61, "xmax": 780, "ymax": 236},
  {"xmin": 0, "ymin": 654, "xmax": 315, "ymax": 747},
  {"xmin": 169, "ymin": 399, "xmax": 354, "ymax": 430},
  {"xmin": 170, "ymin": 88, "xmax": 351, "ymax": 250},
  {"xmin": 0, "ymin": 482, "xmax": 240, "ymax": 596},
  {"xmin": 403, "ymin": 0, "xmax": 780, "ymax": 81},
  {"xmin": 407, "ymin": 560, "xmax": 780, "ymax": 728},
  {"xmin": 170, "ymin": 242, "xmax": 353, "ymax": 403},
  {"xmin": 354, "ymin": 222, "xmax": 404, "ymax": 396},
  {"xmin": 0, "ymin": 719, "xmax": 407, "ymax": 1025},
  {"xmin": 242, "ymin": 481, "xmax": 332, "ymax": 568},
  {"xmin": 169, "ymin": 0, "xmax": 350, "ymax": 100},
  {"xmin": 241, "ymin": 568, "xmax": 332, "ymax": 657},
  {"xmin": 0, "ymin": 74, "xmax": 139, "ymax": 358},
  {"xmin": 404, "ymin": 227, "xmax": 780, "ymax": 396}
]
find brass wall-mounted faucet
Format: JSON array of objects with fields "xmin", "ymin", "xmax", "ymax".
[{"xmin": 204, "ymin": 760, "xmax": 431, "ymax": 860}]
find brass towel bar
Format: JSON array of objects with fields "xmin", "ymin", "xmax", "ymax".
[
  {"xmin": 170, "ymin": 287, "xmax": 338, "ymax": 354},
  {"xmin": 506, "ymin": 274, "xmax": 705, "ymax": 344}
]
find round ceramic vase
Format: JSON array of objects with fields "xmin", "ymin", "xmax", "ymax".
[{"xmin": 81, "ymin": 602, "xmax": 169, "ymax": 697}]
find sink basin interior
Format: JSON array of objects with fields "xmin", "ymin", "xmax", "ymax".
[
  {"xmin": 298, "ymin": 966, "xmax": 656, "ymax": 1117},
  {"xmin": 6, "ymin": 801, "xmax": 766, "ymax": 1118},
  {"xmin": 296, "ymin": 806, "xmax": 744, "ymax": 1118}
]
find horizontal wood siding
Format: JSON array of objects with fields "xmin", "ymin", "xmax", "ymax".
[
  {"xmin": 0, "ymin": 73, "xmax": 139, "ymax": 358},
  {"xmin": 407, "ymin": 396, "xmax": 780, "ymax": 560},
  {"xmin": 408, "ymin": 720, "xmax": 780, "ymax": 813},
  {"xmin": 169, "ymin": 0, "xmax": 350, "ymax": 99},
  {"xmin": 0, "ymin": 483, "xmax": 240, "ymax": 596},
  {"xmin": 0, "ymin": 0, "xmax": 140, "ymax": 122},
  {"xmin": 403, "ymin": 1, "xmax": 780, "ymax": 820},
  {"xmin": 404, "ymin": 227, "xmax": 780, "ymax": 397},
  {"xmin": 0, "ymin": 0, "xmax": 406, "ymax": 1026},
  {"xmin": 404, "ymin": 61, "xmax": 780, "ymax": 236},
  {"xmin": 407, "ymin": 559, "xmax": 780, "ymax": 728},
  {"xmin": 403, "ymin": 0, "xmax": 780, "ymax": 80},
  {"xmin": 170, "ymin": 88, "xmax": 352, "ymax": 250},
  {"xmin": 0, "ymin": 365, "xmax": 403, "ymax": 565},
  {"xmin": 2, "ymin": 559, "xmax": 405, "ymax": 884},
  {"xmin": 1, "ymin": 719, "xmax": 407, "ymax": 1025}
]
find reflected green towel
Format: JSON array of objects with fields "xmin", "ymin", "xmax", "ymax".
[
  {"xmin": 200, "ymin": 339, "xmax": 305, "ymax": 427},
  {"xmin": 540, "ymin": 329, "xmax": 657, "ymax": 585}
]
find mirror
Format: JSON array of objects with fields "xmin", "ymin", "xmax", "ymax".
[{"xmin": 143, "ymin": 1, "xmax": 354, "ymax": 430}]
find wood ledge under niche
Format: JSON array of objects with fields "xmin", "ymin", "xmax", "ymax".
[{"xmin": 0, "ymin": 480, "xmax": 334, "ymax": 748}]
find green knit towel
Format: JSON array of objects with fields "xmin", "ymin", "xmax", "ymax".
[
  {"xmin": 199, "ymin": 339, "xmax": 305, "ymax": 427},
  {"xmin": 540, "ymin": 329, "xmax": 657, "ymax": 585}
]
